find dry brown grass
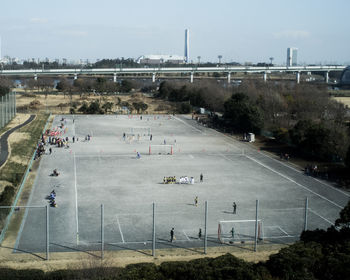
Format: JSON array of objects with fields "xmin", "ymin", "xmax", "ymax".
[
  {"xmin": 16, "ymin": 92, "xmax": 175, "ymax": 114},
  {"xmin": 0, "ymin": 243, "xmax": 286, "ymax": 272},
  {"xmin": 333, "ymin": 96, "xmax": 350, "ymax": 107}
]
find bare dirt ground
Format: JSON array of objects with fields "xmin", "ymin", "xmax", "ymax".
[{"xmin": 0, "ymin": 109, "xmax": 289, "ymax": 272}]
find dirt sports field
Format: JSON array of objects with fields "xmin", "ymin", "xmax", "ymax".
[{"xmin": 0, "ymin": 112, "xmax": 348, "ymax": 271}]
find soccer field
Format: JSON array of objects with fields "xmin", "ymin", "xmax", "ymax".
[{"xmin": 14, "ymin": 114, "xmax": 349, "ymax": 254}]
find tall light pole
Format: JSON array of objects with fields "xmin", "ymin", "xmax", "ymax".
[{"xmin": 218, "ymin": 55, "xmax": 222, "ymax": 65}]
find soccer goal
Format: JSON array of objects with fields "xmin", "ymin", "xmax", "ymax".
[
  {"xmin": 218, "ymin": 220, "xmax": 264, "ymax": 244},
  {"xmin": 149, "ymin": 145, "xmax": 173, "ymax": 155},
  {"xmin": 130, "ymin": 127, "xmax": 151, "ymax": 136}
]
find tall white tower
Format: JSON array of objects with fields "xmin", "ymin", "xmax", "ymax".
[
  {"xmin": 184, "ymin": 29, "xmax": 190, "ymax": 63},
  {"xmin": 287, "ymin": 47, "xmax": 298, "ymax": 66}
]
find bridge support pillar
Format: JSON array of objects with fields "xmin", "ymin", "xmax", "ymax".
[
  {"xmin": 34, "ymin": 74, "xmax": 38, "ymax": 80},
  {"xmin": 190, "ymin": 72, "xmax": 194, "ymax": 83},
  {"xmin": 296, "ymin": 72, "xmax": 300, "ymax": 84},
  {"xmin": 74, "ymin": 74, "xmax": 78, "ymax": 80},
  {"xmin": 152, "ymin": 73, "xmax": 156, "ymax": 83},
  {"xmin": 227, "ymin": 72, "xmax": 231, "ymax": 84},
  {"xmin": 113, "ymin": 73, "xmax": 117, "ymax": 83},
  {"xmin": 263, "ymin": 72, "xmax": 267, "ymax": 82},
  {"xmin": 325, "ymin": 71, "xmax": 329, "ymax": 83}
]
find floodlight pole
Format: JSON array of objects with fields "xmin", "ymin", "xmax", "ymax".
[
  {"xmin": 204, "ymin": 201, "xmax": 208, "ymax": 254},
  {"xmin": 152, "ymin": 202, "xmax": 156, "ymax": 257},
  {"xmin": 46, "ymin": 205, "xmax": 49, "ymax": 260},
  {"xmin": 304, "ymin": 197, "xmax": 308, "ymax": 232},
  {"xmin": 254, "ymin": 199, "xmax": 259, "ymax": 252},
  {"xmin": 101, "ymin": 204, "xmax": 104, "ymax": 259}
]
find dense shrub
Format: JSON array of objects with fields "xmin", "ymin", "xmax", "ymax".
[
  {"xmin": 223, "ymin": 93, "xmax": 263, "ymax": 134},
  {"xmin": 0, "ymin": 186, "xmax": 15, "ymax": 206}
]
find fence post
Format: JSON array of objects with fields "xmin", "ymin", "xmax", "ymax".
[
  {"xmin": 254, "ymin": 199, "xmax": 259, "ymax": 252},
  {"xmin": 1, "ymin": 95, "xmax": 3, "ymax": 128},
  {"xmin": 101, "ymin": 204, "xmax": 104, "ymax": 259},
  {"xmin": 14, "ymin": 91, "xmax": 16, "ymax": 115},
  {"xmin": 152, "ymin": 202, "xmax": 156, "ymax": 257},
  {"xmin": 304, "ymin": 197, "xmax": 308, "ymax": 232},
  {"xmin": 204, "ymin": 201, "xmax": 208, "ymax": 254},
  {"xmin": 46, "ymin": 205, "xmax": 49, "ymax": 260}
]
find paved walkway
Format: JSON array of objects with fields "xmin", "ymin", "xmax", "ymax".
[{"xmin": 0, "ymin": 115, "xmax": 36, "ymax": 168}]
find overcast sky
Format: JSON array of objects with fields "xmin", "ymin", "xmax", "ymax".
[{"xmin": 0, "ymin": 0, "xmax": 349, "ymax": 64}]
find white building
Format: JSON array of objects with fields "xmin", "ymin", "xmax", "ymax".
[{"xmin": 287, "ymin": 47, "xmax": 298, "ymax": 66}]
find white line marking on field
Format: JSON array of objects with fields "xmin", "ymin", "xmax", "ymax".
[
  {"xmin": 245, "ymin": 155, "xmax": 343, "ymax": 209},
  {"xmin": 173, "ymin": 116, "xmax": 203, "ymax": 134},
  {"xmin": 216, "ymin": 131, "xmax": 349, "ymax": 197},
  {"xmin": 277, "ymin": 226, "xmax": 289, "ymax": 236},
  {"xmin": 73, "ymin": 152, "xmax": 79, "ymax": 241},
  {"xmin": 183, "ymin": 230, "xmax": 191, "ymax": 241},
  {"xmin": 309, "ymin": 208, "xmax": 335, "ymax": 225},
  {"xmin": 266, "ymin": 235, "xmax": 296, "ymax": 239},
  {"xmin": 257, "ymin": 150, "xmax": 350, "ymax": 197},
  {"xmin": 189, "ymin": 154, "xmax": 194, "ymax": 159},
  {"xmin": 116, "ymin": 216, "xmax": 125, "ymax": 243}
]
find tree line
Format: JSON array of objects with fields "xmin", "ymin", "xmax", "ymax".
[{"xmin": 157, "ymin": 80, "xmax": 350, "ymax": 165}]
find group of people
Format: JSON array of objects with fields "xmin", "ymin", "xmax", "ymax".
[
  {"xmin": 179, "ymin": 176, "xmax": 194, "ymax": 184},
  {"xmin": 51, "ymin": 169, "xmax": 60, "ymax": 177},
  {"xmin": 163, "ymin": 174, "xmax": 203, "ymax": 185},
  {"xmin": 304, "ymin": 164, "xmax": 328, "ymax": 178},
  {"xmin": 280, "ymin": 153, "xmax": 290, "ymax": 161},
  {"xmin": 163, "ymin": 176, "xmax": 176, "ymax": 184},
  {"xmin": 47, "ymin": 190, "xmax": 57, "ymax": 207},
  {"xmin": 34, "ymin": 141, "xmax": 46, "ymax": 160}
]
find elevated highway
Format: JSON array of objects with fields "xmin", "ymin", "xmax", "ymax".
[{"xmin": 0, "ymin": 65, "xmax": 346, "ymax": 84}]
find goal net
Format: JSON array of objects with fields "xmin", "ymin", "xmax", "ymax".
[
  {"xmin": 130, "ymin": 127, "xmax": 151, "ymax": 136},
  {"xmin": 149, "ymin": 145, "xmax": 173, "ymax": 155},
  {"xmin": 218, "ymin": 220, "xmax": 263, "ymax": 244}
]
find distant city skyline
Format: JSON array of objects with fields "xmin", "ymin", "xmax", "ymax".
[{"xmin": 0, "ymin": 0, "xmax": 349, "ymax": 65}]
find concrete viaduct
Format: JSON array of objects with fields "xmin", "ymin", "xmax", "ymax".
[{"xmin": 0, "ymin": 65, "xmax": 346, "ymax": 84}]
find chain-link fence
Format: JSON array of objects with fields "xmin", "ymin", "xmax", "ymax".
[
  {"xmin": 0, "ymin": 91, "xmax": 16, "ymax": 129},
  {"xmin": 1, "ymin": 196, "xmax": 340, "ymax": 260}
]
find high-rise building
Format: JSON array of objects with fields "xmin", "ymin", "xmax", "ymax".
[
  {"xmin": 287, "ymin": 47, "xmax": 298, "ymax": 66},
  {"xmin": 184, "ymin": 29, "xmax": 190, "ymax": 64}
]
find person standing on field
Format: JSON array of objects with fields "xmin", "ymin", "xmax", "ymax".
[
  {"xmin": 200, "ymin": 173, "xmax": 203, "ymax": 182},
  {"xmin": 194, "ymin": 196, "xmax": 198, "ymax": 207},
  {"xmin": 230, "ymin": 227, "xmax": 235, "ymax": 238},
  {"xmin": 170, "ymin": 228, "xmax": 175, "ymax": 242},
  {"xmin": 233, "ymin": 202, "xmax": 237, "ymax": 214}
]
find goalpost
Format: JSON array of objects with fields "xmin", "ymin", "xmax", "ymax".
[
  {"xmin": 149, "ymin": 145, "xmax": 173, "ymax": 155},
  {"xmin": 218, "ymin": 220, "xmax": 264, "ymax": 244},
  {"xmin": 130, "ymin": 127, "xmax": 151, "ymax": 136}
]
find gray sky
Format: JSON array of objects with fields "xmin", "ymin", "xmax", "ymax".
[{"xmin": 0, "ymin": 0, "xmax": 349, "ymax": 64}]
